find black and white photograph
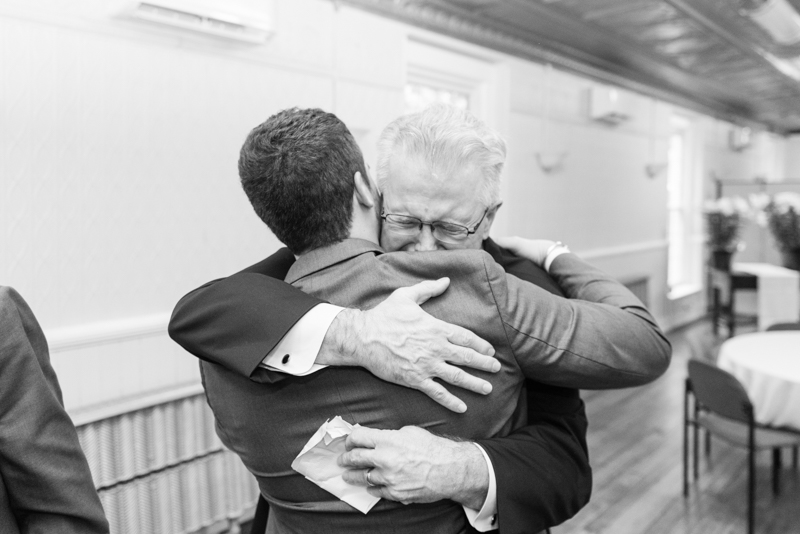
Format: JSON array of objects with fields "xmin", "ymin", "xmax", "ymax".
[{"xmin": 2, "ymin": 1, "xmax": 800, "ymax": 533}]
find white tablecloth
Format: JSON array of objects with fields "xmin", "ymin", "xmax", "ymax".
[
  {"xmin": 732, "ymin": 262, "xmax": 800, "ymax": 330},
  {"xmin": 717, "ymin": 332, "xmax": 800, "ymax": 430}
]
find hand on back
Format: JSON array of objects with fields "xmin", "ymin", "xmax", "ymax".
[{"xmin": 318, "ymin": 277, "xmax": 499, "ymax": 413}]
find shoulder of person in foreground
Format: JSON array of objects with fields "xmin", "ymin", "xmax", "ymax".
[{"xmin": 0, "ymin": 286, "xmax": 110, "ymax": 534}]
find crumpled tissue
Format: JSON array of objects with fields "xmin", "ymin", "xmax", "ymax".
[{"xmin": 291, "ymin": 416, "xmax": 381, "ymax": 514}]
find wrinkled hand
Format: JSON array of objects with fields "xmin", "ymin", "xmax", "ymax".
[
  {"xmin": 319, "ymin": 278, "xmax": 499, "ymax": 414},
  {"xmin": 338, "ymin": 426, "xmax": 488, "ymax": 509},
  {"xmin": 493, "ymin": 236, "xmax": 555, "ymax": 267}
]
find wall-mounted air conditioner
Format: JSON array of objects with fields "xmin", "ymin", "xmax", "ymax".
[
  {"xmin": 729, "ymin": 126, "xmax": 753, "ymax": 152},
  {"xmin": 115, "ymin": 0, "xmax": 273, "ymax": 44},
  {"xmin": 588, "ymin": 86, "xmax": 632, "ymax": 126}
]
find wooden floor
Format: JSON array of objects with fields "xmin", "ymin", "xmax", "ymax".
[{"xmin": 552, "ymin": 320, "xmax": 800, "ymax": 534}]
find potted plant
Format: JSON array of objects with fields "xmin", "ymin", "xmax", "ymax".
[
  {"xmin": 763, "ymin": 192, "xmax": 800, "ymax": 271},
  {"xmin": 704, "ymin": 196, "xmax": 749, "ymax": 270}
]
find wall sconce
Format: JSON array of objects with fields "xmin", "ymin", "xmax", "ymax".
[
  {"xmin": 536, "ymin": 152, "xmax": 568, "ymax": 174},
  {"xmin": 645, "ymin": 163, "xmax": 668, "ymax": 179}
]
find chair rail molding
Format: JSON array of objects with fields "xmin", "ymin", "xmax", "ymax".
[
  {"xmin": 577, "ymin": 239, "xmax": 669, "ymax": 261},
  {"xmin": 46, "ymin": 313, "xmax": 171, "ymax": 353}
]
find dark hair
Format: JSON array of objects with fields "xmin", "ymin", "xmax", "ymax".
[{"xmin": 238, "ymin": 108, "xmax": 367, "ymax": 254}]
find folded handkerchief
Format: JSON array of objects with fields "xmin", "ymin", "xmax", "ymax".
[{"xmin": 291, "ymin": 416, "xmax": 381, "ymax": 514}]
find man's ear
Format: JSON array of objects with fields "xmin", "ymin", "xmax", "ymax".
[
  {"xmin": 481, "ymin": 202, "xmax": 503, "ymax": 239},
  {"xmin": 353, "ymin": 171, "xmax": 376, "ymax": 209}
]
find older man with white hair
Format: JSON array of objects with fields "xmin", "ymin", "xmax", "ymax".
[{"xmin": 171, "ymin": 105, "xmax": 670, "ymax": 533}]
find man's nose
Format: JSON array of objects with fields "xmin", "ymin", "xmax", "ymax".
[{"xmin": 413, "ymin": 225, "xmax": 439, "ymax": 251}]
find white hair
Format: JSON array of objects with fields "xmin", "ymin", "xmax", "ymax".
[{"xmin": 376, "ymin": 104, "xmax": 506, "ymax": 207}]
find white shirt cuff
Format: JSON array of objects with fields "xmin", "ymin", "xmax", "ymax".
[
  {"xmin": 260, "ymin": 303, "xmax": 343, "ymax": 376},
  {"xmin": 463, "ymin": 443, "xmax": 498, "ymax": 532},
  {"xmin": 544, "ymin": 248, "xmax": 570, "ymax": 273}
]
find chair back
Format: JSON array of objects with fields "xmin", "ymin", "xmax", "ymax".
[
  {"xmin": 766, "ymin": 322, "xmax": 800, "ymax": 331},
  {"xmin": 687, "ymin": 360, "xmax": 753, "ymax": 423}
]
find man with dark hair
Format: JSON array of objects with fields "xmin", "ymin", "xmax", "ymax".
[
  {"xmin": 238, "ymin": 108, "xmax": 367, "ymax": 255},
  {"xmin": 178, "ymin": 107, "xmax": 670, "ymax": 533}
]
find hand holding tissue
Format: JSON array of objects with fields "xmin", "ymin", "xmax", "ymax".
[{"xmin": 291, "ymin": 416, "xmax": 381, "ymax": 514}]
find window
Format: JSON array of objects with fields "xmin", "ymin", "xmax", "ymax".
[
  {"xmin": 404, "ymin": 83, "xmax": 470, "ymax": 114},
  {"xmin": 403, "ymin": 38, "xmax": 495, "ymax": 119},
  {"xmin": 666, "ymin": 115, "xmax": 702, "ymax": 297}
]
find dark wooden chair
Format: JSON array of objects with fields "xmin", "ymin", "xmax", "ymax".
[
  {"xmin": 683, "ymin": 360, "xmax": 800, "ymax": 534},
  {"xmin": 709, "ymin": 268, "xmax": 758, "ymax": 337},
  {"xmin": 766, "ymin": 322, "xmax": 800, "ymax": 331}
]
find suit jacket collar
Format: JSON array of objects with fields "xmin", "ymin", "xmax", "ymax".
[{"xmin": 286, "ymin": 239, "xmax": 384, "ymax": 284}]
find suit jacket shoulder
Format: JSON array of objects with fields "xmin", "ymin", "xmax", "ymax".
[
  {"xmin": 169, "ymin": 248, "xmax": 322, "ymax": 380},
  {"xmin": 0, "ymin": 287, "xmax": 109, "ymax": 534}
]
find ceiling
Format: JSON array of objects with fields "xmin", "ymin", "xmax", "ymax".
[{"xmin": 343, "ymin": 0, "xmax": 800, "ymax": 134}]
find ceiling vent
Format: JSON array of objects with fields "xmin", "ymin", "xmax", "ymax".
[
  {"xmin": 115, "ymin": 0, "xmax": 273, "ymax": 44},
  {"xmin": 588, "ymin": 86, "xmax": 631, "ymax": 126}
]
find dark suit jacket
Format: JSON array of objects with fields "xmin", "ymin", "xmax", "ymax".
[
  {"xmin": 0, "ymin": 287, "xmax": 109, "ymax": 534},
  {"xmin": 201, "ymin": 240, "xmax": 592, "ymax": 533},
  {"xmin": 172, "ymin": 240, "xmax": 593, "ymax": 533},
  {"xmin": 170, "ymin": 239, "xmax": 669, "ymax": 532}
]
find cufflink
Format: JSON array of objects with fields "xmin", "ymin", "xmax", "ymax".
[
  {"xmin": 282, "ymin": 354, "xmax": 291, "ymax": 364},
  {"xmin": 491, "ymin": 514, "xmax": 497, "ymax": 525}
]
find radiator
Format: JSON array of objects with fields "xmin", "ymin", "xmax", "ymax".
[
  {"xmin": 621, "ymin": 276, "xmax": 649, "ymax": 307},
  {"xmin": 76, "ymin": 393, "xmax": 259, "ymax": 534}
]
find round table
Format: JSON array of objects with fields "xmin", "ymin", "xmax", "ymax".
[{"xmin": 717, "ymin": 331, "xmax": 800, "ymax": 430}]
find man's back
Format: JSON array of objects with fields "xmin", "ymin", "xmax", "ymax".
[{"xmin": 201, "ymin": 240, "xmax": 533, "ymax": 533}]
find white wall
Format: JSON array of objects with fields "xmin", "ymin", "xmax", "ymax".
[
  {"xmin": 785, "ymin": 135, "xmax": 800, "ymax": 179},
  {"xmin": 502, "ymin": 61, "xmax": 673, "ymax": 323},
  {"xmin": 0, "ymin": 0, "xmax": 405, "ymax": 415},
  {"xmin": 1, "ymin": 0, "xmax": 792, "ymax": 414}
]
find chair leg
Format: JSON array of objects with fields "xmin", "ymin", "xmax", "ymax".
[
  {"xmin": 748, "ymin": 434, "xmax": 755, "ymax": 534},
  {"xmin": 683, "ymin": 380, "xmax": 690, "ymax": 497},
  {"xmin": 693, "ymin": 407, "xmax": 700, "ymax": 481},
  {"xmin": 772, "ymin": 448, "xmax": 782, "ymax": 496},
  {"xmin": 728, "ymin": 284, "xmax": 736, "ymax": 338}
]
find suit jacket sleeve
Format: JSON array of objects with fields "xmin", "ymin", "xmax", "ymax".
[
  {"xmin": 475, "ymin": 248, "xmax": 670, "ymax": 532},
  {"xmin": 0, "ymin": 287, "xmax": 109, "ymax": 534},
  {"xmin": 486, "ymin": 253, "xmax": 672, "ymax": 389},
  {"xmin": 168, "ymin": 248, "xmax": 324, "ymax": 382},
  {"xmin": 475, "ymin": 384, "xmax": 590, "ymax": 534},
  {"xmin": 471, "ymin": 246, "xmax": 590, "ymax": 533}
]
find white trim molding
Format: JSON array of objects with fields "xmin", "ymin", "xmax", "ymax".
[
  {"xmin": 70, "ymin": 382, "xmax": 204, "ymax": 427},
  {"xmin": 577, "ymin": 239, "xmax": 669, "ymax": 261},
  {"xmin": 46, "ymin": 313, "xmax": 171, "ymax": 352}
]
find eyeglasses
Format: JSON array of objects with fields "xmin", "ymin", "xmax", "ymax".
[{"xmin": 381, "ymin": 208, "xmax": 489, "ymax": 243}]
